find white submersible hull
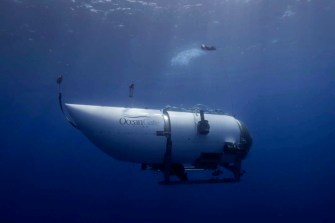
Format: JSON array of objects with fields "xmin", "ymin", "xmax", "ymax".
[
  {"xmin": 57, "ymin": 73, "xmax": 252, "ymax": 183},
  {"xmin": 65, "ymin": 104, "xmax": 252, "ymax": 183}
]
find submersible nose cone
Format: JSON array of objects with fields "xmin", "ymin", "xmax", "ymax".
[{"xmin": 65, "ymin": 104, "xmax": 102, "ymax": 130}]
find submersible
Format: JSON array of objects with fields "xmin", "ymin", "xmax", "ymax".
[{"xmin": 58, "ymin": 77, "xmax": 252, "ymax": 184}]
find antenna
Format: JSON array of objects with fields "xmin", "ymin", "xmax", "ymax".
[
  {"xmin": 128, "ymin": 83, "xmax": 135, "ymax": 108},
  {"xmin": 129, "ymin": 83, "xmax": 134, "ymax": 98},
  {"xmin": 57, "ymin": 75, "xmax": 78, "ymax": 129}
]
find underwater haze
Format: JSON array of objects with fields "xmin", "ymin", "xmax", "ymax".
[{"xmin": 1, "ymin": 0, "xmax": 335, "ymax": 222}]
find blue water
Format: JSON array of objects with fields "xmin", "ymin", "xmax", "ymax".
[{"xmin": 1, "ymin": 0, "xmax": 335, "ymax": 222}]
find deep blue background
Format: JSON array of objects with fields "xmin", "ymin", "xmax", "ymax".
[{"xmin": 1, "ymin": 0, "xmax": 335, "ymax": 222}]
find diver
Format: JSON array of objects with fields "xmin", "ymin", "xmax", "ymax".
[{"xmin": 201, "ymin": 44, "xmax": 216, "ymax": 51}]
